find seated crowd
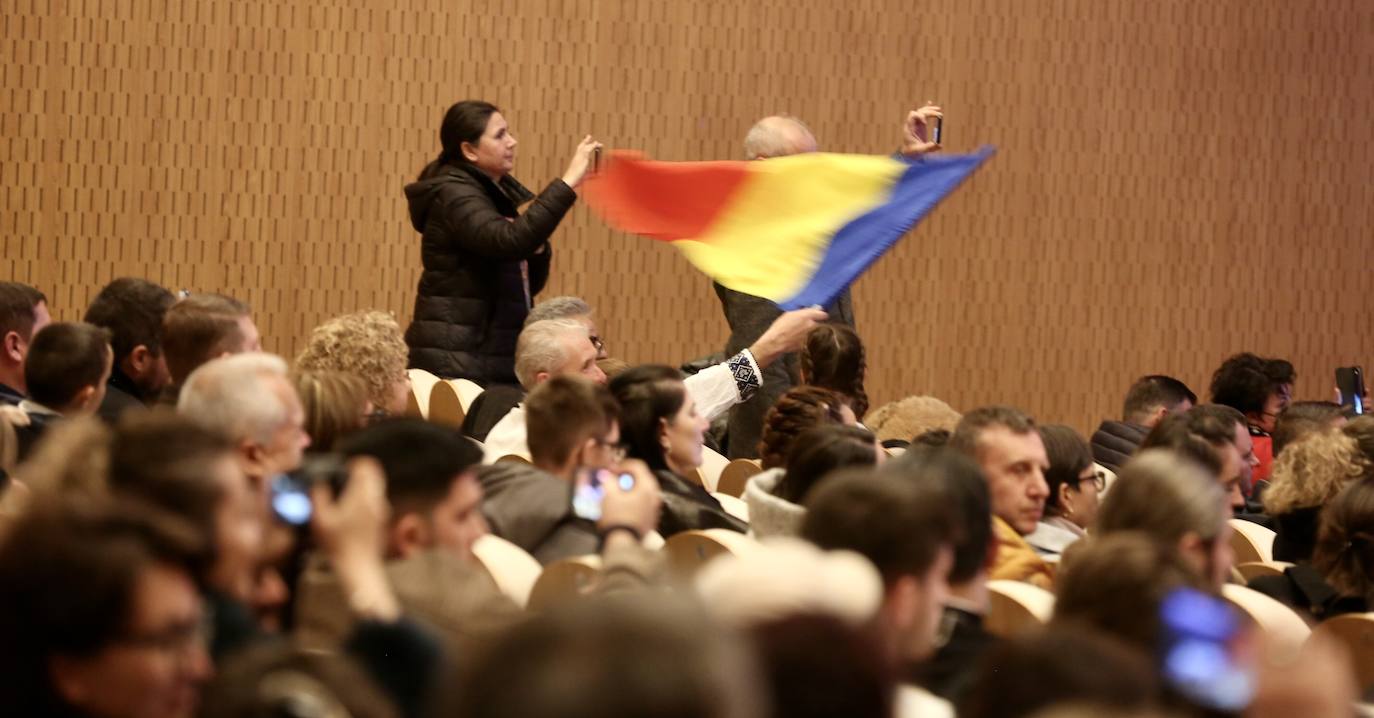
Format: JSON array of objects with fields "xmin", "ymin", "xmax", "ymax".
[{"xmin": 0, "ymin": 277, "xmax": 1369, "ymax": 718}]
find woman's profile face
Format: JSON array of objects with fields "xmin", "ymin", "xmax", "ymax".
[
  {"xmin": 463, "ymin": 111, "xmax": 518, "ymax": 178},
  {"xmin": 660, "ymin": 383, "xmax": 708, "ymax": 475}
]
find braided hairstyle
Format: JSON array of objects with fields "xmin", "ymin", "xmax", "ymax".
[
  {"xmin": 758, "ymin": 386, "xmax": 847, "ymax": 470},
  {"xmin": 801, "ymin": 323, "xmax": 869, "ymax": 419}
]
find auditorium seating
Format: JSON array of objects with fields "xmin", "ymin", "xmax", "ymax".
[
  {"xmin": 471, "ymin": 534, "xmax": 543, "ymax": 608},
  {"xmin": 1229, "ymin": 519, "xmax": 1277, "ymax": 565},
  {"xmin": 986, "ymin": 579, "xmax": 1054, "ymax": 638},
  {"xmin": 717, "ymin": 458, "xmax": 764, "ymax": 498}
]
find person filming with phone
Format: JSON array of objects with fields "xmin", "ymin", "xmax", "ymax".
[
  {"xmin": 480, "ymin": 374, "xmax": 663, "ymax": 564},
  {"xmin": 404, "ymin": 100, "xmax": 602, "ymax": 387}
]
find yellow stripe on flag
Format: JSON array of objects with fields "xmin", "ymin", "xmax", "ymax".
[{"xmin": 674, "ymin": 153, "xmax": 907, "ymax": 301}]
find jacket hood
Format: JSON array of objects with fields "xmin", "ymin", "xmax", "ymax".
[
  {"xmin": 404, "ymin": 164, "xmax": 536, "ymax": 233},
  {"xmin": 743, "ymin": 468, "xmax": 805, "ymax": 540}
]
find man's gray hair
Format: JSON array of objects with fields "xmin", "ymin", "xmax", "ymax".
[
  {"xmin": 515, "ymin": 319, "xmax": 588, "ymax": 389},
  {"xmin": 178, "ymin": 352, "xmax": 290, "ymax": 446},
  {"xmin": 743, "ymin": 115, "xmax": 817, "ymax": 160},
  {"xmin": 525, "ymin": 296, "xmax": 593, "ymax": 327}
]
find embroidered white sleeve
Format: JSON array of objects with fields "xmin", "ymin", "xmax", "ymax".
[{"xmin": 683, "ymin": 350, "xmax": 763, "ymax": 422}]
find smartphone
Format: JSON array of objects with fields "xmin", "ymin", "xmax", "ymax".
[
  {"xmin": 571, "ymin": 468, "xmax": 635, "ymax": 522},
  {"xmin": 934, "ymin": 116, "xmax": 944, "ymax": 145},
  {"xmin": 1159, "ymin": 588, "xmax": 1255, "ymax": 711},
  {"xmin": 269, "ymin": 454, "xmax": 350, "ymax": 526},
  {"xmin": 591, "ymin": 146, "xmax": 602, "ymax": 174},
  {"xmin": 1337, "ymin": 366, "xmax": 1364, "ymax": 415}
]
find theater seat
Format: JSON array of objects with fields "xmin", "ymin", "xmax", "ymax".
[
  {"xmin": 528, "ymin": 555, "xmax": 603, "ymax": 612},
  {"xmin": 448, "ymin": 378, "xmax": 485, "ymax": 415},
  {"xmin": 716, "ymin": 459, "xmax": 763, "ymax": 498},
  {"xmin": 1235, "ymin": 561, "xmax": 1292, "ymax": 582},
  {"xmin": 471, "ymin": 534, "xmax": 542, "ymax": 609},
  {"xmin": 406, "ymin": 369, "xmax": 441, "ymax": 420},
  {"xmin": 711, "ymin": 492, "xmax": 750, "ymax": 523},
  {"xmin": 1229, "ymin": 519, "xmax": 1277, "ymax": 564},
  {"xmin": 664, "ymin": 529, "xmax": 759, "ymax": 578},
  {"xmin": 986, "ymin": 579, "xmax": 1054, "ymax": 638},
  {"xmin": 1312, "ymin": 613, "xmax": 1374, "ymax": 693},
  {"xmin": 426, "ymin": 380, "xmax": 465, "ymax": 428},
  {"xmin": 698, "ymin": 446, "xmax": 729, "ymax": 492},
  {"xmin": 1222, "ymin": 583, "xmax": 1310, "ymax": 660}
]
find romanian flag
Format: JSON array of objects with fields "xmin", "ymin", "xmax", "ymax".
[{"xmin": 582, "ymin": 148, "xmax": 994, "ymax": 309}]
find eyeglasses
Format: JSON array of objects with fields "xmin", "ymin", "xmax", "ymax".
[
  {"xmin": 1076, "ymin": 470, "xmax": 1107, "ymax": 492},
  {"xmin": 589, "ymin": 335, "xmax": 605, "ymax": 354},
  {"xmin": 595, "ymin": 437, "xmax": 628, "ymax": 462},
  {"xmin": 115, "ymin": 613, "xmax": 210, "ymax": 657}
]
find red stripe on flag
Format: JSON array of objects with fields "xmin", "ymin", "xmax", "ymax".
[{"xmin": 581, "ymin": 151, "xmax": 752, "ymax": 242}]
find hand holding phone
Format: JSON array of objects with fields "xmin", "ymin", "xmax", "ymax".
[
  {"xmin": 1337, "ymin": 366, "xmax": 1365, "ymax": 415},
  {"xmin": 572, "ymin": 460, "xmax": 661, "ymax": 537},
  {"xmin": 269, "ymin": 454, "xmax": 351, "ymax": 526}
]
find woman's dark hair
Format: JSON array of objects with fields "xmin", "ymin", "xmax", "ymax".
[
  {"xmin": 758, "ymin": 386, "xmax": 847, "ymax": 470},
  {"xmin": 1039, "ymin": 424, "xmax": 1093, "ymax": 514},
  {"xmin": 0, "ymin": 495, "xmax": 205, "ymax": 715},
  {"xmin": 1274, "ymin": 401, "xmax": 1346, "ymax": 456},
  {"xmin": 609, "ymin": 365, "xmax": 687, "ymax": 474},
  {"xmin": 800, "ymin": 323, "xmax": 869, "ymax": 418},
  {"xmin": 1313, "ymin": 480, "xmax": 1374, "ymax": 605},
  {"xmin": 418, "ymin": 100, "xmax": 501, "ymax": 180},
  {"xmin": 776, "ymin": 425, "xmax": 878, "ymax": 504},
  {"xmin": 1209, "ymin": 352, "xmax": 1276, "ymax": 416}
]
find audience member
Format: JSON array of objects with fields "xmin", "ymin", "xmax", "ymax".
[
  {"xmin": 160, "ymin": 293, "xmax": 261, "ymax": 404},
  {"xmin": 1095, "ymin": 450, "xmax": 1234, "ymax": 590},
  {"xmin": 293, "ymin": 370, "xmax": 373, "ymax": 452},
  {"xmin": 748, "ymin": 614, "xmax": 898, "ymax": 718},
  {"xmin": 1262, "ymin": 429, "xmax": 1370, "ymax": 562},
  {"xmin": 294, "ymin": 310, "xmax": 410, "ymax": 417},
  {"xmin": 801, "ymin": 465, "xmax": 956, "ymax": 714},
  {"xmin": 715, "ymin": 105, "xmax": 939, "ymax": 461},
  {"xmin": 1273, "ymin": 400, "xmax": 1347, "ymax": 457},
  {"xmin": 0, "ymin": 281, "xmax": 50, "ymax": 405},
  {"xmin": 200, "ymin": 642, "xmax": 399, "ymax": 718},
  {"xmin": 83, "ymin": 277, "xmax": 176, "ymax": 422},
  {"xmin": 480, "ymin": 375, "xmax": 623, "ymax": 563},
  {"xmin": 610, "ymin": 364, "xmax": 747, "ymax": 535},
  {"xmin": 450, "ymin": 596, "xmax": 762, "ymax": 718},
  {"xmin": 1091, "ymin": 374, "xmax": 1195, "ymax": 473},
  {"xmin": 887, "ymin": 446, "xmax": 1000, "ymax": 706},
  {"xmin": 1344, "ymin": 415, "xmax": 1374, "ymax": 465},
  {"xmin": 15, "ymin": 322, "xmax": 113, "ymax": 459},
  {"xmin": 524, "ymin": 295, "xmax": 606, "ymax": 357},
  {"xmin": 745, "ymin": 424, "xmax": 879, "ymax": 539},
  {"xmin": 800, "ymin": 322, "xmax": 869, "ymax": 420},
  {"xmin": 1025, "ymin": 424, "xmax": 1100, "ymax": 559},
  {"xmin": 864, "ymin": 394, "xmax": 962, "ymax": 447},
  {"xmin": 1140, "ymin": 404, "xmax": 1255, "ymax": 513},
  {"xmin": 177, "ymin": 353, "xmax": 309, "ymax": 486},
  {"xmin": 1210, "ymin": 352, "xmax": 1290, "ymax": 483},
  {"xmin": 949, "ymin": 405, "xmax": 1054, "ymax": 588},
  {"xmin": 758, "ymin": 385, "xmax": 851, "ymax": 469},
  {"xmin": 1053, "ymin": 531, "xmax": 1211, "ymax": 658},
  {"xmin": 959, "ymin": 626, "xmax": 1159, "ymax": 718},
  {"xmin": 1250, "ymin": 479, "xmax": 1374, "ymax": 622},
  {"xmin": 0, "ymin": 495, "xmax": 211, "ymax": 718},
  {"xmin": 483, "ymin": 305, "xmax": 824, "ymax": 462}
]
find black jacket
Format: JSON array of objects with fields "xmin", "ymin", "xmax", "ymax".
[
  {"xmin": 908, "ymin": 605, "xmax": 1002, "ymax": 707},
  {"xmin": 655, "ymin": 469, "xmax": 749, "ymax": 537},
  {"xmin": 96, "ymin": 368, "xmax": 150, "ymax": 424},
  {"xmin": 1272, "ymin": 506, "xmax": 1321, "ymax": 563},
  {"xmin": 1090, "ymin": 420, "xmax": 1149, "ymax": 474},
  {"xmin": 403, "ymin": 163, "xmax": 576, "ymax": 385},
  {"xmin": 714, "ymin": 283, "xmax": 855, "ymax": 459}
]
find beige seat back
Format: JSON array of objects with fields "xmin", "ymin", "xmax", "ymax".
[
  {"xmin": 665, "ymin": 529, "xmax": 759, "ymax": 578},
  {"xmin": 1222, "ymin": 583, "xmax": 1311, "ymax": 661},
  {"xmin": 716, "ymin": 459, "xmax": 764, "ymax": 498},
  {"xmin": 1229, "ymin": 518, "xmax": 1276, "ymax": 564},
  {"xmin": 987, "ymin": 579, "xmax": 1054, "ymax": 638},
  {"xmin": 471, "ymin": 534, "xmax": 542, "ymax": 608},
  {"xmin": 527, "ymin": 555, "xmax": 603, "ymax": 612}
]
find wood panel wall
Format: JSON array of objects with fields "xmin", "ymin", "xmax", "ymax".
[{"xmin": 3, "ymin": 0, "xmax": 1372, "ymax": 435}]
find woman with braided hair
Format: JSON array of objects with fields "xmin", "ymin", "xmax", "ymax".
[
  {"xmin": 757, "ymin": 386, "xmax": 853, "ymax": 471},
  {"xmin": 800, "ymin": 323, "xmax": 869, "ymax": 421}
]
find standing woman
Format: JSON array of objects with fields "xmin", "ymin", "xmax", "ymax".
[{"xmin": 404, "ymin": 100, "xmax": 601, "ymax": 385}]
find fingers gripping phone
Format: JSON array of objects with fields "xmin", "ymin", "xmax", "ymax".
[
  {"xmin": 572, "ymin": 468, "xmax": 635, "ymax": 522},
  {"xmin": 1337, "ymin": 366, "xmax": 1364, "ymax": 415}
]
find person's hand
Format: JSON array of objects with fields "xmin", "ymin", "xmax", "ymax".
[
  {"xmin": 561, "ymin": 135, "xmax": 604, "ymax": 189},
  {"xmin": 900, "ymin": 102, "xmax": 942, "ymax": 157},
  {"xmin": 598, "ymin": 459, "xmax": 661, "ymax": 543},
  {"xmin": 311, "ymin": 457, "xmax": 400, "ymax": 621},
  {"xmin": 748, "ymin": 307, "xmax": 828, "ymax": 369}
]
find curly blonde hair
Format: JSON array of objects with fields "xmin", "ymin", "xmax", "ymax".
[
  {"xmin": 295, "ymin": 311, "xmax": 408, "ymax": 412},
  {"xmin": 1264, "ymin": 429, "xmax": 1372, "ymax": 515},
  {"xmin": 864, "ymin": 395, "xmax": 962, "ymax": 444}
]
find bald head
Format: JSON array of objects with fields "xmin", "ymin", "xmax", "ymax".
[{"xmin": 743, "ymin": 115, "xmax": 818, "ymax": 159}]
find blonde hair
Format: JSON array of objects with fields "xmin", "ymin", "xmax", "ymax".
[
  {"xmin": 1263, "ymin": 429, "xmax": 1370, "ymax": 515},
  {"xmin": 295, "ymin": 311, "xmax": 408, "ymax": 410},
  {"xmin": 292, "ymin": 371, "xmax": 371, "ymax": 452},
  {"xmin": 864, "ymin": 395, "xmax": 962, "ymax": 444}
]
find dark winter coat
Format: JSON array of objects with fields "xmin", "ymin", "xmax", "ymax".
[{"xmin": 403, "ymin": 163, "xmax": 576, "ymax": 384}]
